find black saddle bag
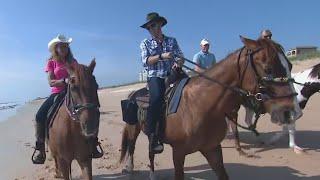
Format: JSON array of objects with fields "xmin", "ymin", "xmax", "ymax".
[{"xmin": 121, "ymin": 99, "xmax": 138, "ymax": 125}]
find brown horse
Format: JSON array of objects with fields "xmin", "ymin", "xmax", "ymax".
[
  {"xmin": 48, "ymin": 60, "xmax": 100, "ymax": 180},
  {"xmin": 119, "ymin": 37, "xmax": 302, "ymax": 180},
  {"xmin": 225, "ymin": 47, "xmax": 302, "ymax": 157}
]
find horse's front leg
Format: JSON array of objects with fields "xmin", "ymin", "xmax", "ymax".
[
  {"xmin": 78, "ymin": 159, "xmax": 93, "ymax": 180},
  {"xmin": 172, "ymin": 148, "xmax": 185, "ymax": 180},
  {"xmin": 201, "ymin": 145, "xmax": 228, "ymax": 180},
  {"xmin": 149, "ymin": 152, "xmax": 156, "ymax": 180},
  {"xmin": 287, "ymin": 123, "xmax": 305, "ymax": 154},
  {"xmin": 53, "ymin": 156, "xmax": 63, "ymax": 178},
  {"xmin": 57, "ymin": 158, "xmax": 72, "ymax": 180}
]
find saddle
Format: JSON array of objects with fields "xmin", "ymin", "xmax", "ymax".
[
  {"xmin": 121, "ymin": 67, "xmax": 189, "ymax": 127},
  {"xmin": 46, "ymin": 91, "xmax": 66, "ymax": 138},
  {"xmin": 135, "ymin": 78, "xmax": 190, "ymax": 115}
]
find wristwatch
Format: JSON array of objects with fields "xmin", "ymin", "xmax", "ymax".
[{"xmin": 159, "ymin": 53, "xmax": 163, "ymax": 60}]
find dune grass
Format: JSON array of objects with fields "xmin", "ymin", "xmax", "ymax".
[{"xmin": 288, "ymin": 50, "xmax": 320, "ymax": 61}]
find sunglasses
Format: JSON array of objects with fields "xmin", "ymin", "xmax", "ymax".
[
  {"xmin": 264, "ymin": 35, "xmax": 272, "ymax": 39},
  {"xmin": 147, "ymin": 23, "xmax": 161, "ymax": 30}
]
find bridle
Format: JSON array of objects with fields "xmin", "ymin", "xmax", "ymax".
[
  {"xmin": 179, "ymin": 45, "xmax": 297, "ymax": 134},
  {"xmin": 238, "ymin": 47, "xmax": 297, "ymax": 101},
  {"xmin": 65, "ymin": 77, "xmax": 100, "ymax": 122},
  {"xmin": 234, "ymin": 46, "xmax": 297, "ymax": 134}
]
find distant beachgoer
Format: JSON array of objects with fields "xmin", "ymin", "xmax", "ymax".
[
  {"xmin": 32, "ymin": 35, "xmax": 103, "ymax": 164},
  {"xmin": 193, "ymin": 39, "xmax": 216, "ymax": 73},
  {"xmin": 260, "ymin": 29, "xmax": 272, "ymax": 39}
]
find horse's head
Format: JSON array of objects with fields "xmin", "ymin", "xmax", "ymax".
[
  {"xmin": 240, "ymin": 36, "xmax": 302, "ymax": 125},
  {"xmin": 66, "ymin": 59, "xmax": 100, "ymax": 138}
]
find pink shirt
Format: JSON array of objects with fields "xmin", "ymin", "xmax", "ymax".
[{"xmin": 44, "ymin": 59, "xmax": 72, "ymax": 94}]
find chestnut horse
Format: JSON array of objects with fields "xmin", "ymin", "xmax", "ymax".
[
  {"xmin": 225, "ymin": 46, "xmax": 303, "ymax": 157},
  {"xmin": 228, "ymin": 63, "xmax": 320, "ymax": 155},
  {"xmin": 119, "ymin": 37, "xmax": 302, "ymax": 180},
  {"xmin": 48, "ymin": 60, "xmax": 100, "ymax": 180}
]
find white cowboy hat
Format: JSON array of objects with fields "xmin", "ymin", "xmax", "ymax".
[{"xmin": 48, "ymin": 34, "xmax": 72, "ymax": 52}]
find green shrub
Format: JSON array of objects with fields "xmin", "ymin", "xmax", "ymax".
[{"xmin": 288, "ymin": 51, "xmax": 320, "ymax": 61}]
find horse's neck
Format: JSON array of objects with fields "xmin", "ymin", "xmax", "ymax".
[
  {"xmin": 293, "ymin": 69, "xmax": 313, "ymax": 84},
  {"xmin": 188, "ymin": 54, "xmax": 241, "ymax": 112},
  {"xmin": 293, "ymin": 68, "xmax": 320, "ymax": 102}
]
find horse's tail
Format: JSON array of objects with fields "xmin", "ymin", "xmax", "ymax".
[{"xmin": 119, "ymin": 124, "xmax": 129, "ymax": 163}]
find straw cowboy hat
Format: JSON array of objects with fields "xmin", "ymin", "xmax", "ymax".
[
  {"xmin": 48, "ymin": 34, "xmax": 72, "ymax": 52},
  {"xmin": 140, "ymin": 12, "xmax": 167, "ymax": 29}
]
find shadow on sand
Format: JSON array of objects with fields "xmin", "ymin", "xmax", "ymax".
[
  {"xmin": 224, "ymin": 130, "xmax": 320, "ymax": 153},
  {"xmin": 94, "ymin": 163, "xmax": 319, "ymax": 180},
  {"xmin": 92, "ymin": 130, "xmax": 320, "ymax": 179}
]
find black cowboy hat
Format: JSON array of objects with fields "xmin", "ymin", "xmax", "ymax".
[{"xmin": 140, "ymin": 12, "xmax": 167, "ymax": 29}]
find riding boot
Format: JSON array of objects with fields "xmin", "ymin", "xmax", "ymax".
[
  {"xmin": 92, "ymin": 137, "xmax": 103, "ymax": 158},
  {"xmin": 32, "ymin": 122, "xmax": 46, "ymax": 164},
  {"xmin": 148, "ymin": 133, "xmax": 164, "ymax": 154}
]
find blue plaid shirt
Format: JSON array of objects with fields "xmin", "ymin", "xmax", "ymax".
[{"xmin": 140, "ymin": 35, "xmax": 184, "ymax": 78}]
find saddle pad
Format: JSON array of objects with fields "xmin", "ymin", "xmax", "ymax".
[
  {"xmin": 47, "ymin": 92, "xmax": 66, "ymax": 129},
  {"xmin": 167, "ymin": 78, "xmax": 190, "ymax": 115}
]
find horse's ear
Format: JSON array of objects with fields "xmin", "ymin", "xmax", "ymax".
[
  {"xmin": 88, "ymin": 58, "xmax": 96, "ymax": 74},
  {"xmin": 240, "ymin": 35, "xmax": 258, "ymax": 49}
]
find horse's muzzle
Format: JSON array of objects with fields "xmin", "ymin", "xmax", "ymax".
[
  {"xmin": 271, "ymin": 107, "xmax": 302, "ymax": 125},
  {"xmin": 80, "ymin": 119, "xmax": 99, "ymax": 138}
]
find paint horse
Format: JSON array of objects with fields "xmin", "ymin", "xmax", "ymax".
[{"xmin": 242, "ymin": 62, "xmax": 320, "ymax": 154}]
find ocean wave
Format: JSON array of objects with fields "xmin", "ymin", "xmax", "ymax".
[{"xmin": 0, "ymin": 103, "xmax": 20, "ymax": 111}]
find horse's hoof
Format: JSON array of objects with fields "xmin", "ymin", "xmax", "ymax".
[
  {"xmin": 122, "ymin": 167, "xmax": 133, "ymax": 174},
  {"xmin": 54, "ymin": 173, "xmax": 63, "ymax": 179},
  {"xmin": 293, "ymin": 146, "xmax": 305, "ymax": 154},
  {"xmin": 238, "ymin": 150, "xmax": 260, "ymax": 158},
  {"xmin": 149, "ymin": 171, "xmax": 156, "ymax": 180}
]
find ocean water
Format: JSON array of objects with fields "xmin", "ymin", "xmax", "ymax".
[{"xmin": 0, "ymin": 102, "xmax": 22, "ymax": 122}]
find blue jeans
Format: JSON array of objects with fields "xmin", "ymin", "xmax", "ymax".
[
  {"xmin": 35, "ymin": 93, "xmax": 59, "ymax": 142},
  {"xmin": 146, "ymin": 77, "xmax": 166, "ymax": 137}
]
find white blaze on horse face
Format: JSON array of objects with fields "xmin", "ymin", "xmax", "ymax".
[{"xmin": 278, "ymin": 53, "xmax": 302, "ymax": 121}]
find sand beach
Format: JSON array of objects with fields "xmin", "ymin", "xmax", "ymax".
[{"xmin": 1, "ymin": 59, "xmax": 320, "ymax": 180}]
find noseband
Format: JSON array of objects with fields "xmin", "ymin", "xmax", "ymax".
[
  {"xmin": 65, "ymin": 82, "xmax": 99, "ymax": 122},
  {"xmin": 237, "ymin": 47, "xmax": 297, "ymax": 102}
]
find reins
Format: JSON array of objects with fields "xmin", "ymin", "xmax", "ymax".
[
  {"xmin": 65, "ymin": 81, "xmax": 99, "ymax": 122},
  {"xmin": 176, "ymin": 46, "xmax": 298, "ymax": 134}
]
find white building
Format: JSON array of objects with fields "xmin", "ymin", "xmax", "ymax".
[
  {"xmin": 286, "ymin": 46, "xmax": 317, "ymax": 57},
  {"xmin": 138, "ymin": 69, "xmax": 148, "ymax": 82}
]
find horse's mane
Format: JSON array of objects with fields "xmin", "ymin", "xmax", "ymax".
[
  {"xmin": 308, "ymin": 63, "xmax": 320, "ymax": 78},
  {"xmin": 72, "ymin": 62, "xmax": 97, "ymax": 89},
  {"xmin": 204, "ymin": 38, "xmax": 291, "ymax": 76},
  {"xmin": 73, "ymin": 63, "xmax": 87, "ymax": 83}
]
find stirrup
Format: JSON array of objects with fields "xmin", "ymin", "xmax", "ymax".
[
  {"xmin": 92, "ymin": 142, "xmax": 104, "ymax": 159},
  {"xmin": 31, "ymin": 149, "xmax": 46, "ymax": 164},
  {"xmin": 150, "ymin": 142, "xmax": 164, "ymax": 154}
]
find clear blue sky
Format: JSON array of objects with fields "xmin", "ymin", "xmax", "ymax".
[{"xmin": 0, "ymin": 0, "xmax": 319, "ymax": 102}]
